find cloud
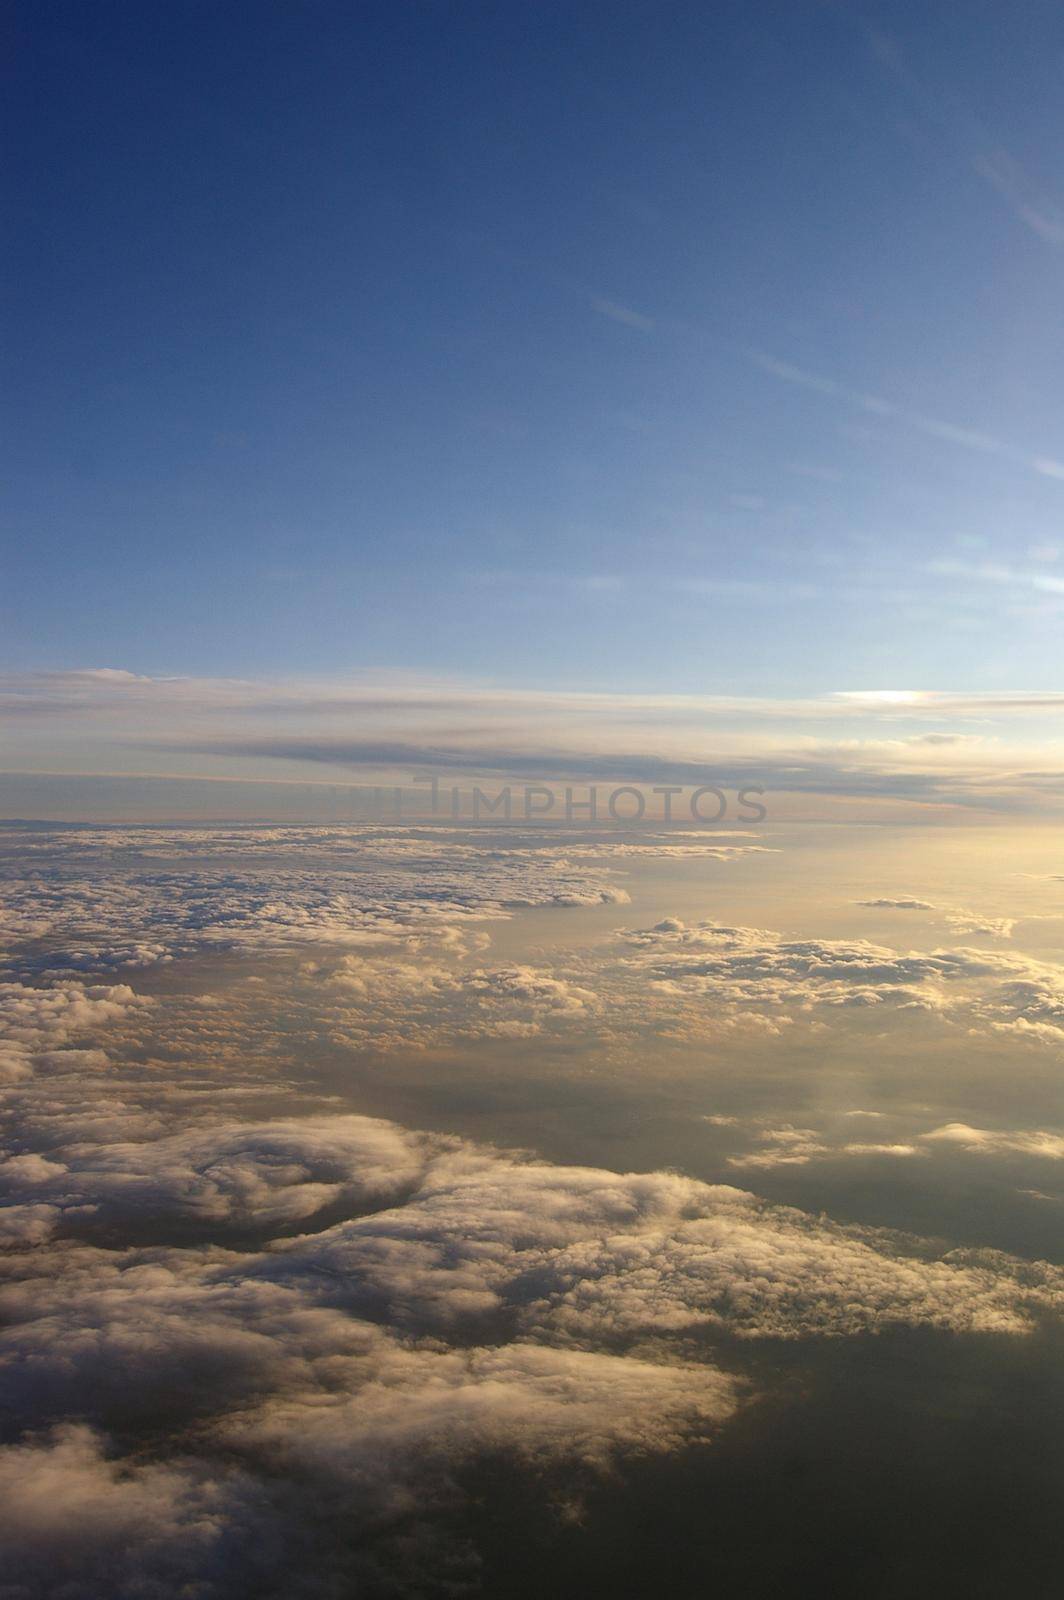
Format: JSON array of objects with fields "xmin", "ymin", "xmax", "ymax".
[
  {"xmin": 0, "ymin": 1424, "xmax": 272, "ymax": 1600},
  {"xmin": 1, "ymin": 1114, "xmax": 434, "ymax": 1239},
  {"xmin": 5, "ymin": 670, "xmax": 1064, "ymax": 729},
  {"xmin": 2, "ymin": 829, "xmax": 1064, "ymax": 1592},
  {"xmin": 866, "ymin": 27, "xmax": 1064, "ymax": 250},
  {"xmin": 318, "ymin": 957, "xmax": 602, "ymax": 1051},
  {"xmin": 725, "ymin": 1125, "xmax": 923, "ymax": 1170},
  {"xmin": 5, "ymin": 669, "xmax": 1064, "ymax": 820},
  {"xmin": 3, "ymin": 824, "xmax": 1060, "ymax": 1078},
  {"xmin": 749, "ymin": 350, "xmax": 1064, "ymax": 483},
  {"xmin": 927, "ymin": 557, "xmax": 1064, "ymax": 602},
  {"xmin": 922, "ymin": 1124, "xmax": 1064, "ymax": 1161},
  {"xmin": 0, "ymin": 841, "xmax": 629, "ymax": 979},
  {"xmin": 617, "ymin": 918, "xmax": 959, "ymax": 1014},
  {"xmin": 612, "ymin": 918, "xmax": 1064, "ymax": 1045},
  {"xmin": 857, "ymin": 898, "xmax": 1015, "ymax": 938},
  {"xmin": 0, "ymin": 980, "xmax": 147, "ymax": 1084},
  {"xmin": 590, "ymin": 296, "xmax": 655, "ymax": 332},
  {"xmin": 5, "ymin": 1116, "xmax": 1059, "ymax": 1428},
  {"xmin": 842, "ymin": 1142, "xmax": 922, "ymax": 1157},
  {"xmin": 859, "ymin": 898, "xmax": 936, "ymax": 911},
  {"xmin": 124, "ymin": 738, "xmax": 1064, "ymax": 815}
]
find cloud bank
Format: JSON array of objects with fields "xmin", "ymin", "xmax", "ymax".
[{"xmin": 2, "ymin": 825, "xmax": 1063, "ymax": 1593}]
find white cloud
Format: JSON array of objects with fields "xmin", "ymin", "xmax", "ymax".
[
  {"xmin": 922, "ymin": 1124, "xmax": 1064, "ymax": 1160},
  {"xmin": 590, "ymin": 296, "xmax": 655, "ymax": 332},
  {"xmin": 857, "ymin": 897, "xmax": 1015, "ymax": 938},
  {"xmin": 0, "ymin": 842, "xmax": 629, "ymax": 978},
  {"xmin": 613, "ymin": 918, "xmax": 1064, "ymax": 1044}
]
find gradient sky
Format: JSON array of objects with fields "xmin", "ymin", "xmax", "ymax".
[{"xmin": 7, "ymin": 0, "xmax": 1064, "ymax": 694}]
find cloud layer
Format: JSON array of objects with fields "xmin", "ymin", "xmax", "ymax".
[{"xmin": 2, "ymin": 824, "xmax": 1063, "ymax": 1593}]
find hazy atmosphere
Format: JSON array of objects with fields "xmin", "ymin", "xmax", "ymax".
[{"xmin": 3, "ymin": 4, "xmax": 1064, "ymax": 1596}]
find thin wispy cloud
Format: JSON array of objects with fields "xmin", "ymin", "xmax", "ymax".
[
  {"xmin": 589, "ymin": 295, "xmax": 656, "ymax": 332},
  {"xmin": 4, "ymin": 670, "xmax": 1064, "ymax": 817},
  {"xmin": 927, "ymin": 558, "xmax": 1064, "ymax": 599},
  {"xmin": 867, "ymin": 27, "xmax": 1064, "ymax": 250},
  {"xmin": 6, "ymin": 670, "xmax": 1064, "ymax": 722},
  {"xmin": 749, "ymin": 351, "xmax": 1064, "ymax": 483}
]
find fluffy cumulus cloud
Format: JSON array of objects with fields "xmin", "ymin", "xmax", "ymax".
[
  {"xmin": 0, "ymin": 824, "xmax": 630, "ymax": 980},
  {"xmin": 316, "ymin": 955, "xmax": 602, "ymax": 1049},
  {"xmin": 618, "ymin": 918, "xmax": 965, "ymax": 1012},
  {"xmin": 289, "ymin": 908, "xmax": 1064, "ymax": 1059},
  {"xmin": 613, "ymin": 917, "xmax": 1064, "ymax": 1045},
  {"xmin": 0, "ymin": 979, "xmax": 147, "ymax": 1084},
  {"xmin": 3, "ymin": 1047, "xmax": 1063, "ymax": 1593},
  {"xmin": 253, "ymin": 1140, "xmax": 1062, "ymax": 1343},
  {"xmin": 0, "ymin": 951, "xmax": 735, "ymax": 1590},
  {"xmin": 0, "ymin": 1424, "xmax": 276, "ymax": 1598},
  {"xmin": 0, "ymin": 1114, "xmax": 432, "ymax": 1238},
  {"xmin": 4, "ymin": 1107, "xmax": 1056, "ymax": 1516},
  {"xmin": 0, "ymin": 822, "xmax": 770, "ymax": 866},
  {"xmin": 9, "ymin": 828, "xmax": 1058, "ymax": 1056}
]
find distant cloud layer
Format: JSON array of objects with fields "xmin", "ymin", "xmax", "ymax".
[{"xmin": 4, "ymin": 669, "xmax": 1064, "ymax": 818}]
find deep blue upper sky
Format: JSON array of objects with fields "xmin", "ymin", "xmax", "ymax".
[{"xmin": 6, "ymin": 0, "xmax": 1064, "ymax": 692}]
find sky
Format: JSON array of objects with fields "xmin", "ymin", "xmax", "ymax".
[
  {"xmin": 5, "ymin": 10, "xmax": 1064, "ymax": 1595},
  {"xmin": 7, "ymin": 0, "xmax": 1064, "ymax": 704}
]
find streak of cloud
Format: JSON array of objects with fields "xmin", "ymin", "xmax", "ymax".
[{"xmin": 749, "ymin": 351, "xmax": 1064, "ymax": 483}]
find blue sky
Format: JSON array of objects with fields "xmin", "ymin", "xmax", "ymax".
[{"xmin": 6, "ymin": 0, "xmax": 1064, "ymax": 697}]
